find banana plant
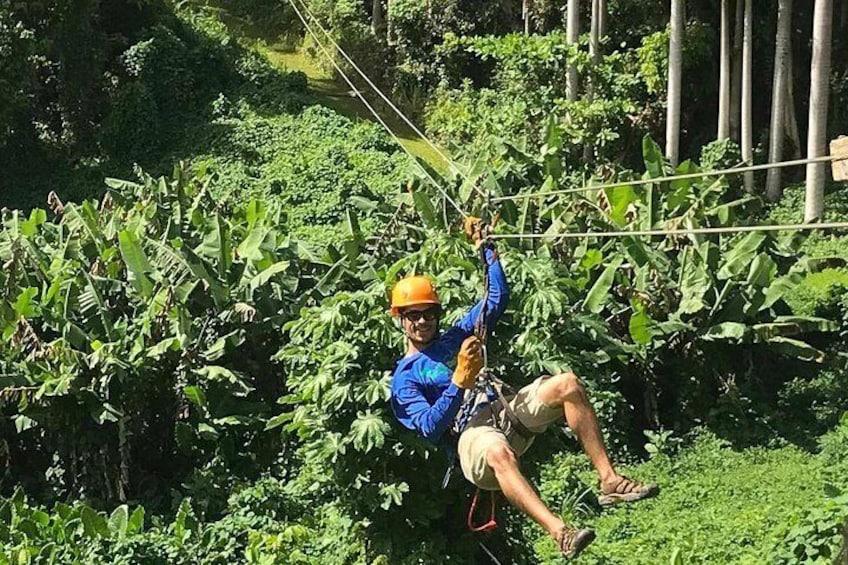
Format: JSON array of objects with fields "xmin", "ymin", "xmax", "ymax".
[{"xmin": 0, "ymin": 164, "xmax": 346, "ymax": 504}]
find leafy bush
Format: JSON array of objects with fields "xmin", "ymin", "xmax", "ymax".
[
  {"xmin": 762, "ymin": 182, "xmax": 848, "ymax": 267},
  {"xmin": 769, "ymin": 415, "xmax": 848, "ymax": 564},
  {"xmin": 426, "ymin": 32, "xmax": 652, "ymax": 166},
  {"xmin": 525, "ymin": 430, "xmax": 845, "ymax": 564},
  {"xmin": 768, "ymin": 493, "xmax": 848, "ymax": 565},
  {"xmin": 387, "ymin": 0, "xmax": 517, "ymax": 111},
  {"xmin": 425, "ymin": 16, "xmax": 718, "ymax": 166},
  {"xmin": 187, "ymin": 104, "xmax": 408, "ymax": 245},
  {"xmin": 0, "ymin": 479, "xmax": 355, "ymax": 565},
  {"xmin": 785, "ymin": 269, "xmax": 848, "ymax": 318},
  {"xmin": 0, "ymin": 165, "xmax": 326, "ymax": 509}
]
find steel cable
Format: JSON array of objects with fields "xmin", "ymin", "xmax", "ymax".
[
  {"xmin": 494, "ymin": 154, "xmax": 841, "ymax": 202},
  {"xmin": 293, "ymin": 0, "xmax": 481, "ymax": 194},
  {"xmin": 287, "ymin": 0, "xmax": 469, "ymax": 219},
  {"xmin": 490, "ymin": 221, "xmax": 848, "ymax": 240}
]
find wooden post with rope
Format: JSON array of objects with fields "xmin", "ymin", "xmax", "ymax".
[{"xmin": 831, "ymin": 136, "xmax": 848, "ymax": 182}]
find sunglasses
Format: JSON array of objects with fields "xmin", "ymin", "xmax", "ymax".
[{"xmin": 402, "ymin": 307, "xmax": 441, "ymax": 322}]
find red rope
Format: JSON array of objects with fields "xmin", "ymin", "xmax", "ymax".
[{"xmin": 467, "ymin": 488, "xmax": 498, "ymax": 533}]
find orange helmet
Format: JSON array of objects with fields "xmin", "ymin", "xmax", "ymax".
[{"xmin": 390, "ymin": 276, "xmax": 440, "ymax": 316}]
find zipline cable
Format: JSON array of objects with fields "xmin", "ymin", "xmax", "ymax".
[
  {"xmin": 291, "ymin": 2, "xmax": 848, "ymax": 244},
  {"xmin": 490, "ymin": 220, "xmax": 848, "ymax": 240},
  {"xmin": 292, "ymin": 0, "xmax": 481, "ymax": 193},
  {"xmin": 479, "ymin": 542, "xmax": 504, "ymax": 565},
  {"xmin": 493, "ymin": 154, "xmax": 841, "ymax": 202},
  {"xmin": 287, "ymin": 0, "xmax": 469, "ymax": 219}
]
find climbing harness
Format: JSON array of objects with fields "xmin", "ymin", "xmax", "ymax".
[{"xmin": 440, "ymin": 207, "xmax": 536, "ymax": 534}]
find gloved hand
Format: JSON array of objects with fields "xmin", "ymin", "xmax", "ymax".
[
  {"xmin": 452, "ymin": 336, "xmax": 484, "ymax": 389},
  {"xmin": 463, "ymin": 216, "xmax": 484, "ymax": 245}
]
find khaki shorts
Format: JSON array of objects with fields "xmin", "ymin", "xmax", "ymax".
[{"xmin": 457, "ymin": 376, "xmax": 562, "ymax": 491}]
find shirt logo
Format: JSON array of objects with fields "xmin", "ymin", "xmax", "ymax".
[{"xmin": 421, "ymin": 364, "xmax": 451, "ymax": 383}]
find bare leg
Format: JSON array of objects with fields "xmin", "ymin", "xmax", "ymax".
[
  {"xmin": 537, "ymin": 373, "xmax": 617, "ymax": 486},
  {"xmin": 486, "ymin": 443, "xmax": 564, "ymax": 537}
]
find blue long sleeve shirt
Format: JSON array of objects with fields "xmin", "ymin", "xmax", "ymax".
[{"xmin": 390, "ymin": 247, "xmax": 509, "ymax": 445}]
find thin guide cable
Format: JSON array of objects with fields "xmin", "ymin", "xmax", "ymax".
[
  {"xmin": 494, "ymin": 154, "xmax": 840, "ymax": 202},
  {"xmin": 287, "ymin": 0, "xmax": 468, "ymax": 218},
  {"xmin": 490, "ymin": 221, "xmax": 848, "ymax": 240},
  {"xmin": 293, "ymin": 0, "xmax": 478, "ymax": 191}
]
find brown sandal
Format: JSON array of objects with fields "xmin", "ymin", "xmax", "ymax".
[
  {"xmin": 556, "ymin": 525, "xmax": 596, "ymax": 559},
  {"xmin": 598, "ymin": 475, "xmax": 659, "ymax": 507}
]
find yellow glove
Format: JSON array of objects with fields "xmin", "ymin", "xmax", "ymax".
[
  {"xmin": 463, "ymin": 216, "xmax": 484, "ymax": 245},
  {"xmin": 452, "ymin": 336, "xmax": 484, "ymax": 389}
]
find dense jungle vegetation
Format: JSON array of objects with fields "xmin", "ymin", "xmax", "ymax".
[{"xmin": 2, "ymin": 0, "xmax": 848, "ymax": 562}]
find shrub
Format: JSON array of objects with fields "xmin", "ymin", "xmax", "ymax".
[
  {"xmin": 527, "ymin": 430, "xmax": 843, "ymax": 564},
  {"xmin": 785, "ymin": 268, "xmax": 848, "ymax": 318}
]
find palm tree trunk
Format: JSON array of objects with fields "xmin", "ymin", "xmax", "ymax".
[
  {"xmin": 590, "ymin": 0, "xmax": 601, "ymax": 66},
  {"xmin": 599, "ymin": 0, "xmax": 607, "ymax": 37},
  {"xmin": 785, "ymin": 29, "xmax": 802, "ymax": 160},
  {"xmin": 584, "ymin": 0, "xmax": 604, "ymax": 162},
  {"xmin": 805, "ymin": 0, "xmax": 834, "ymax": 221},
  {"xmin": 386, "ymin": 0, "xmax": 394, "ymax": 44},
  {"xmin": 718, "ymin": 0, "xmax": 732, "ymax": 140},
  {"xmin": 766, "ymin": 0, "xmax": 793, "ymax": 201},
  {"xmin": 730, "ymin": 0, "xmax": 744, "ymax": 141},
  {"xmin": 666, "ymin": 0, "xmax": 684, "ymax": 166},
  {"xmin": 741, "ymin": 0, "xmax": 754, "ymax": 192},
  {"xmin": 372, "ymin": 0, "xmax": 383, "ymax": 36},
  {"xmin": 566, "ymin": 0, "xmax": 580, "ymax": 102}
]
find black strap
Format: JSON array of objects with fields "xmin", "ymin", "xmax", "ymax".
[
  {"xmin": 473, "ymin": 241, "xmax": 490, "ymax": 343},
  {"xmin": 490, "ymin": 380, "xmax": 535, "ymax": 441}
]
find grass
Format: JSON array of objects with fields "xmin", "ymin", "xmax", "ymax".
[{"xmin": 520, "ymin": 431, "xmax": 848, "ymax": 564}]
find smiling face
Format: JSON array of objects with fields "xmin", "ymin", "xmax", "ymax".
[{"xmin": 400, "ymin": 305, "xmax": 441, "ymax": 347}]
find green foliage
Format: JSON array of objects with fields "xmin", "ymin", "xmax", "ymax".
[
  {"xmin": 763, "ymin": 183, "xmax": 848, "ymax": 262},
  {"xmin": 769, "ymin": 269, "xmax": 848, "ymax": 441},
  {"xmin": 387, "ymin": 0, "xmax": 517, "ymax": 110},
  {"xmin": 0, "ymin": 164, "xmax": 334, "ymax": 509},
  {"xmin": 101, "ymin": 9, "xmax": 310, "ymax": 168},
  {"xmin": 768, "ymin": 493, "xmax": 848, "ymax": 565},
  {"xmin": 0, "ymin": 478, "xmax": 364, "ymax": 564},
  {"xmin": 426, "ymin": 16, "xmax": 717, "ymax": 166},
  {"xmin": 1, "ymin": 2, "xmax": 314, "ymax": 210},
  {"xmin": 100, "ymin": 82, "xmax": 163, "ymax": 164},
  {"xmin": 785, "ymin": 268, "xmax": 848, "ymax": 318},
  {"xmin": 527, "ymin": 430, "xmax": 846, "ymax": 564},
  {"xmin": 189, "ymin": 104, "xmax": 408, "ymax": 245},
  {"xmin": 764, "ymin": 415, "xmax": 848, "ymax": 564},
  {"xmin": 427, "ymin": 32, "xmax": 651, "ymax": 167},
  {"xmin": 699, "ymin": 139, "xmax": 742, "ymax": 172},
  {"xmin": 3, "ymin": 3, "xmax": 848, "ymax": 563}
]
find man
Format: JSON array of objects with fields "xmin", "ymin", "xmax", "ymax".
[{"xmin": 389, "ymin": 219, "xmax": 658, "ymax": 559}]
